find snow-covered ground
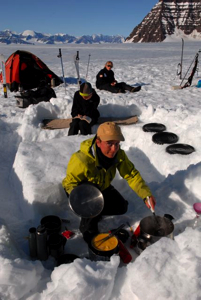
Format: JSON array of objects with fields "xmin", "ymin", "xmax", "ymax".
[{"xmin": 0, "ymin": 42, "xmax": 201, "ymax": 300}]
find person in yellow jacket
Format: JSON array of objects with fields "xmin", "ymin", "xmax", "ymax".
[{"xmin": 62, "ymin": 122, "xmax": 156, "ymax": 243}]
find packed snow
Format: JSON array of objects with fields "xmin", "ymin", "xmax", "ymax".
[{"xmin": 0, "ymin": 42, "xmax": 201, "ymax": 300}]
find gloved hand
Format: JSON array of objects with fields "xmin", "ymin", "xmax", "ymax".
[{"xmin": 144, "ymin": 195, "xmax": 156, "ymax": 211}]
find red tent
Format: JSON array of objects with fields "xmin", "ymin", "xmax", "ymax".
[{"xmin": 0, "ymin": 50, "xmax": 63, "ymax": 92}]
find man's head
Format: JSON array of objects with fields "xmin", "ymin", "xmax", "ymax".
[
  {"xmin": 79, "ymin": 82, "xmax": 93, "ymax": 100},
  {"xmin": 96, "ymin": 122, "xmax": 124, "ymax": 158},
  {"xmin": 105, "ymin": 61, "xmax": 113, "ymax": 70}
]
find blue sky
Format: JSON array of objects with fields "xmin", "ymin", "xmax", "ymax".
[{"xmin": 0, "ymin": 0, "xmax": 158, "ymax": 37}]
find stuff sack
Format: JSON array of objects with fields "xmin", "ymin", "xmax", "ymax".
[{"xmin": 16, "ymin": 85, "xmax": 56, "ymax": 108}]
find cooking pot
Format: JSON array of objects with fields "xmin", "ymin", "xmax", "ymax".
[
  {"xmin": 57, "ymin": 254, "xmax": 79, "ymax": 266},
  {"xmin": 88, "ymin": 233, "xmax": 119, "ymax": 261},
  {"xmin": 48, "ymin": 233, "xmax": 66, "ymax": 259},
  {"xmin": 136, "ymin": 214, "xmax": 174, "ymax": 253},
  {"xmin": 40, "ymin": 215, "xmax": 62, "ymax": 235}
]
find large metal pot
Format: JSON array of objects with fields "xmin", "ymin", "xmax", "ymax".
[{"xmin": 136, "ymin": 214, "xmax": 174, "ymax": 253}]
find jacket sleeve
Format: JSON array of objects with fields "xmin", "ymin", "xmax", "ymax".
[
  {"xmin": 71, "ymin": 91, "xmax": 80, "ymax": 117},
  {"xmin": 62, "ymin": 152, "xmax": 87, "ymax": 194},
  {"xmin": 117, "ymin": 151, "xmax": 152, "ymax": 199}
]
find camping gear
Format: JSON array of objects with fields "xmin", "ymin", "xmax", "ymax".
[
  {"xmin": 36, "ymin": 225, "xmax": 48, "ymax": 261},
  {"xmin": 28, "ymin": 227, "xmax": 37, "ymax": 258},
  {"xmin": 166, "ymin": 143, "xmax": 195, "ymax": 155},
  {"xmin": 192, "ymin": 203, "xmax": 201, "ymax": 228},
  {"xmin": 48, "ymin": 233, "xmax": 66, "ymax": 259},
  {"xmin": 193, "ymin": 203, "xmax": 201, "ymax": 215},
  {"xmin": 143, "ymin": 123, "xmax": 166, "ymax": 132},
  {"xmin": 74, "ymin": 51, "xmax": 81, "ymax": 87},
  {"xmin": 88, "ymin": 232, "xmax": 119, "ymax": 261},
  {"xmin": 118, "ymin": 240, "xmax": 132, "ymax": 264},
  {"xmin": 97, "ymin": 224, "xmax": 126, "ymax": 245},
  {"xmin": 69, "ymin": 184, "xmax": 104, "ymax": 218},
  {"xmin": 0, "ymin": 55, "xmax": 7, "ymax": 98},
  {"xmin": 110, "ymin": 228, "xmax": 130, "ymax": 243},
  {"xmin": 146, "ymin": 196, "xmax": 160, "ymax": 227},
  {"xmin": 42, "ymin": 115, "xmax": 138, "ymax": 130},
  {"xmin": 57, "ymin": 48, "xmax": 66, "ymax": 92},
  {"xmin": 57, "ymin": 254, "xmax": 79, "ymax": 266},
  {"xmin": 15, "ymin": 84, "xmax": 57, "ymax": 108},
  {"xmin": 181, "ymin": 51, "xmax": 199, "ymax": 88},
  {"xmin": 152, "ymin": 132, "xmax": 179, "ymax": 145},
  {"xmin": 2, "ymin": 50, "xmax": 63, "ymax": 92},
  {"xmin": 86, "ymin": 54, "xmax": 91, "ymax": 80},
  {"xmin": 61, "ymin": 227, "xmax": 75, "ymax": 239},
  {"xmin": 177, "ymin": 38, "xmax": 184, "ymax": 80},
  {"xmin": 40, "ymin": 215, "xmax": 62, "ymax": 235},
  {"xmin": 131, "ymin": 214, "xmax": 174, "ymax": 254},
  {"xmin": 196, "ymin": 80, "xmax": 201, "ymax": 88}
]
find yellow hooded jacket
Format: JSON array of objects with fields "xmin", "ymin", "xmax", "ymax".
[{"xmin": 62, "ymin": 137, "xmax": 152, "ymax": 199}]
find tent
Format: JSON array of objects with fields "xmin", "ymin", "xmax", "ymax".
[{"xmin": 0, "ymin": 50, "xmax": 63, "ymax": 92}]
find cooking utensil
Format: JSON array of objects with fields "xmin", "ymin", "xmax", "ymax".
[
  {"xmin": 140, "ymin": 214, "xmax": 174, "ymax": 242},
  {"xmin": 146, "ymin": 196, "xmax": 163, "ymax": 233},
  {"xmin": 41, "ymin": 215, "xmax": 62, "ymax": 235},
  {"xmin": 89, "ymin": 233, "xmax": 119, "ymax": 261},
  {"xmin": 96, "ymin": 224, "xmax": 125, "ymax": 246},
  {"xmin": 69, "ymin": 184, "xmax": 104, "ymax": 218}
]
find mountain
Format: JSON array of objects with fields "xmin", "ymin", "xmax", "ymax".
[
  {"xmin": 125, "ymin": 0, "xmax": 201, "ymax": 43},
  {"xmin": 0, "ymin": 29, "xmax": 125, "ymax": 44}
]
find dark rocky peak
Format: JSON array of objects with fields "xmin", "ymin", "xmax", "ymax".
[{"xmin": 125, "ymin": 0, "xmax": 201, "ymax": 43}]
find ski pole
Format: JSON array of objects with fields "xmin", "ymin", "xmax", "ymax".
[
  {"xmin": 1, "ymin": 60, "xmax": 7, "ymax": 98},
  {"xmin": 57, "ymin": 48, "xmax": 66, "ymax": 93},
  {"xmin": 86, "ymin": 54, "xmax": 91, "ymax": 80},
  {"xmin": 74, "ymin": 51, "xmax": 82, "ymax": 87},
  {"xmin": 176, "ymin": 38, "xmax": 184, "ymax": 79}
]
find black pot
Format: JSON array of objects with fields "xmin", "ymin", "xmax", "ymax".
[
  {"xmin": 140, "ymin": 214, "xmax": 174, "ymax": 244},
  {"xmin": 57, "ymin": 254, "xmax": 79, "ymax": 266},
  {"xmin": 48, "ymin": 233, "xmax": 66, "ymax": 259},
  {"xmin": 88, "ymin": 233, "xmax": 119, "ymax": 261},
  {"xmin": 41, "ymin": 215, "xmax": 62, "ymax": 235}
]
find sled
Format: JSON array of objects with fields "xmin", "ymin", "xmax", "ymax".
[
  {"xmin": 42, "ymin": 115, "xmax": 138, "ymax": 130},
  {"xmin": 171, "ymin": 86, "xmax": 182, "ymax": 90}
]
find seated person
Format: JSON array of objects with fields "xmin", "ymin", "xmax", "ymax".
[
  {"xmin": 96, "ymin": 61, "xmax": 141, "ymax": 93},
  {"xmin": 63, "ymin": 122, "xmax": 155, "ymax": 243},
  {"xmin": 68, "ymin": 82, "xmax": 100, "ymax": 136}
]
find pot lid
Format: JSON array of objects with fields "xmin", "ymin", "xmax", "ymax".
[{"xmin": 69, "ymin": 184, "xmax": 104, "ymax": 218}]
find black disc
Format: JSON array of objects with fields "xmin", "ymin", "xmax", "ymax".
[
  {"xmin": 152, "ymin": 132, "xmax": 179, "ymax": 145},
  {"xmin": 143, "ymin": 123, "xmax": 166, "ymax": 132},
  {"xmin": 166, "ymin": 144, "xmax": 195, "ymax": 155}
]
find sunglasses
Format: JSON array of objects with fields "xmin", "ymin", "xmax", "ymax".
[{"xmin": 107, "ymin": 65, "xmax": 112, "ymax": 67}]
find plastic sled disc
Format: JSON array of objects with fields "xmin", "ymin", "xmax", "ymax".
[
  {"xmin": 152, "ymin": 132, "xmax": 179, "ymax": 145},
  {"xmin": 143, "ymin": 123, "xmax": 166, "ymax": 132},
  {"xmin": 166, "ymin": 144, "xmax": 195, "ymax": 155}
]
